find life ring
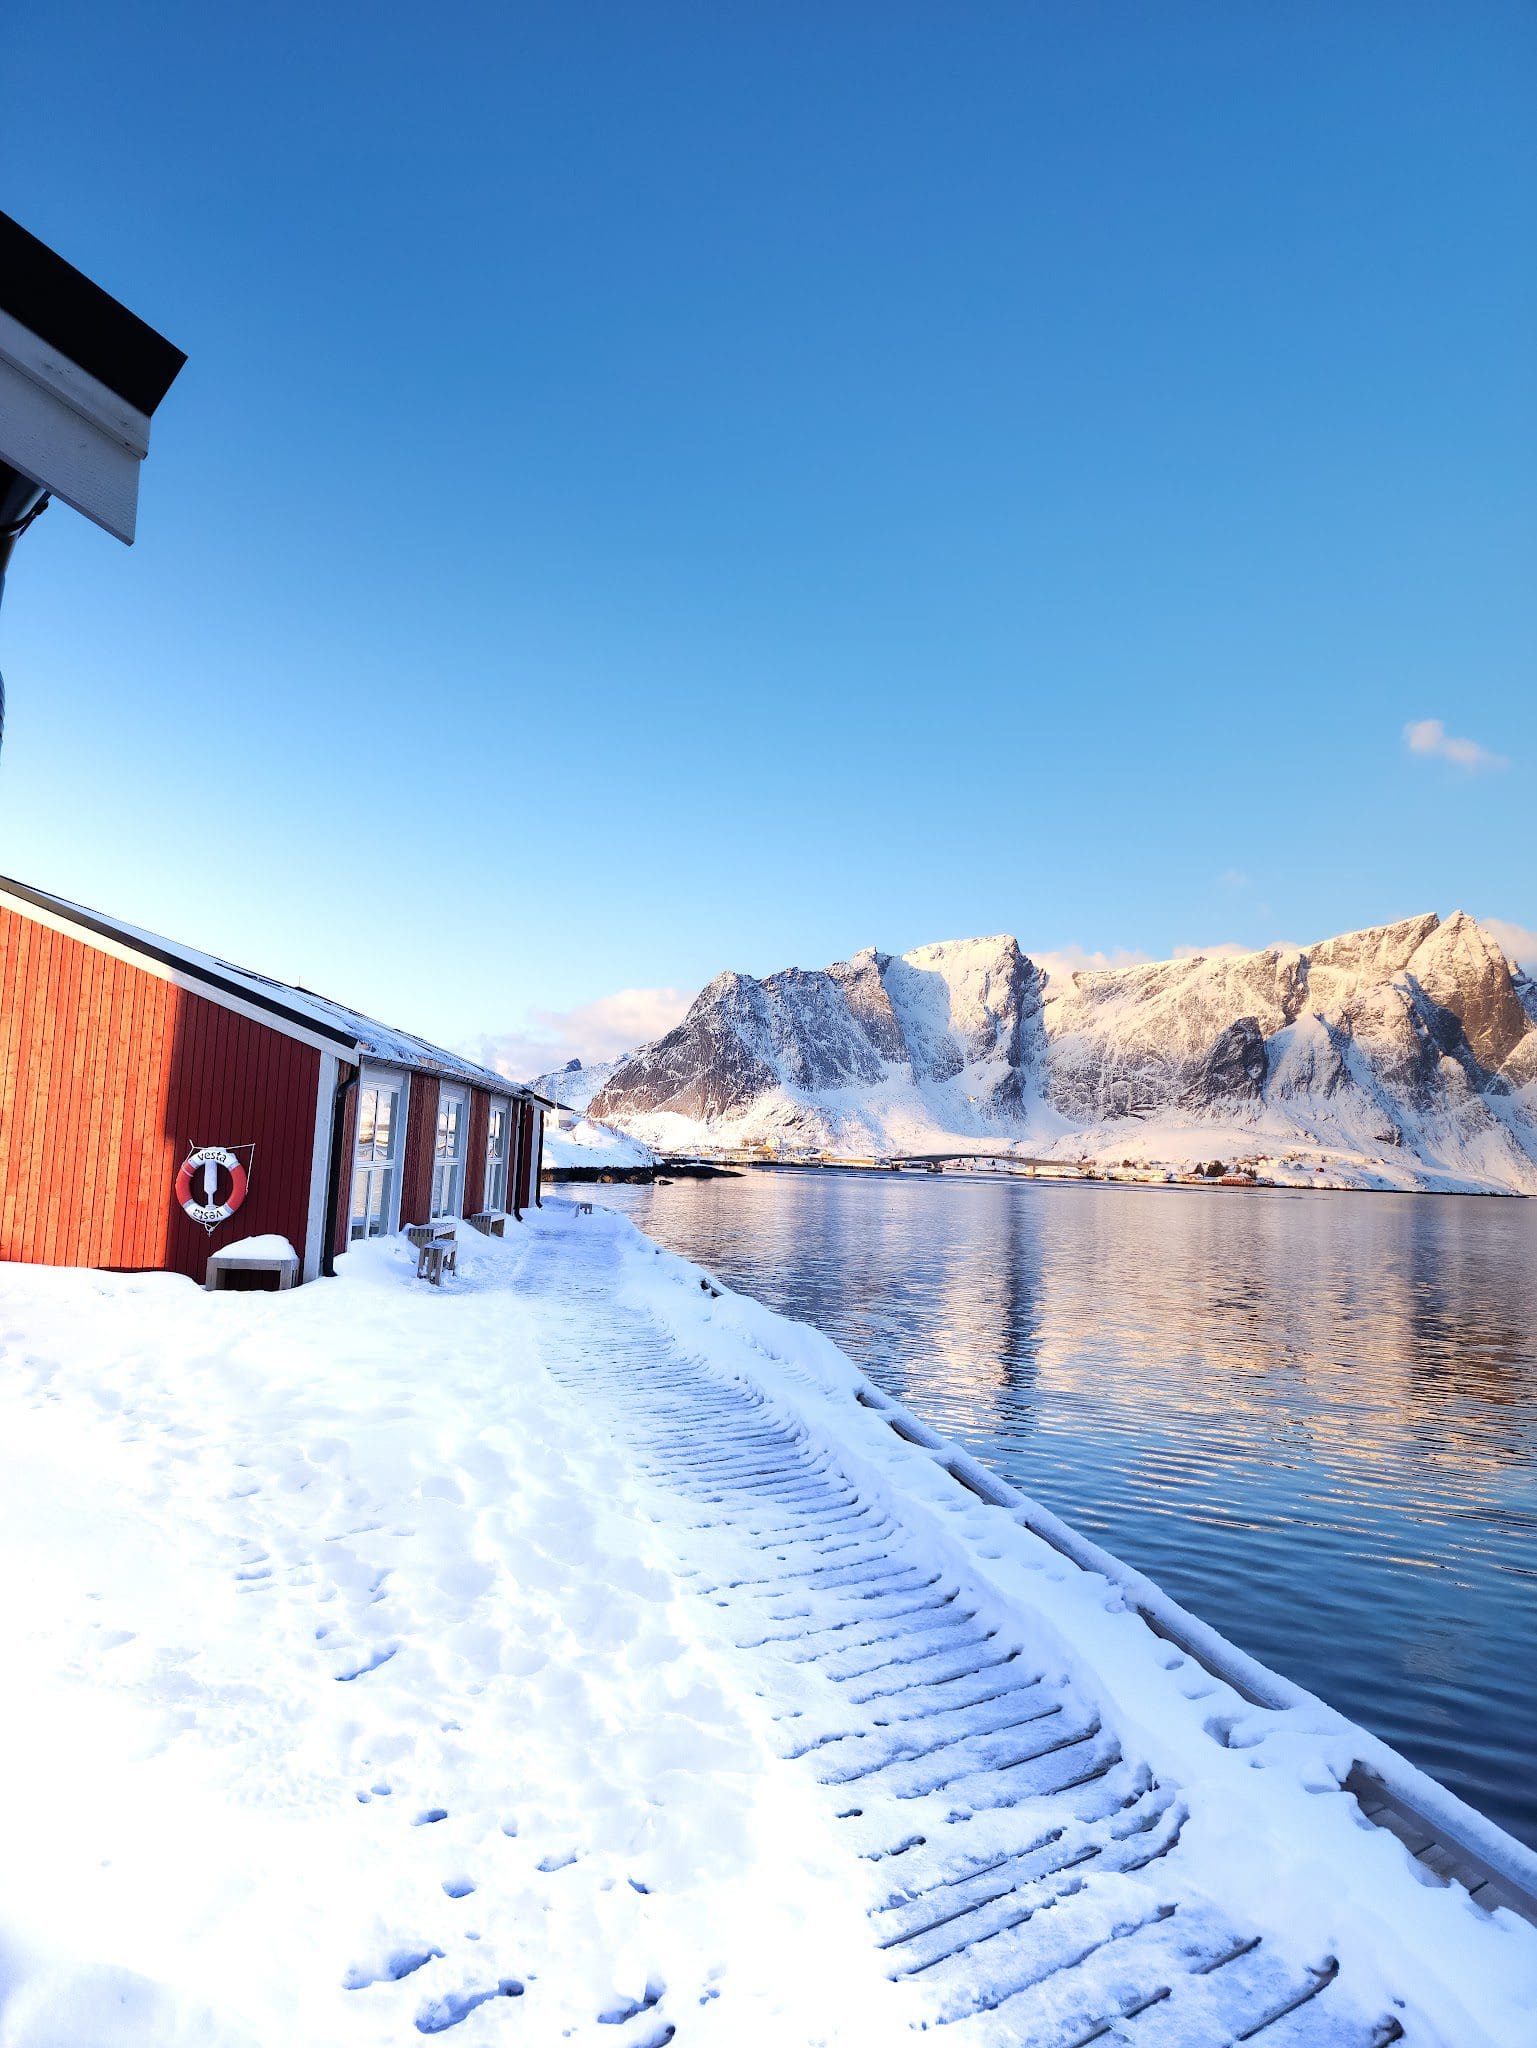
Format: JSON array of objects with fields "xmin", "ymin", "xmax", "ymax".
[{"xmin": 176, "ymin": 1145, "xmax": 249, "ymax": 1227}]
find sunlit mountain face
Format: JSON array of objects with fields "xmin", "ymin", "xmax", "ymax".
[{"xmin": 589, "ymin": 914, "xmax": 1537, "ymax": 1193}]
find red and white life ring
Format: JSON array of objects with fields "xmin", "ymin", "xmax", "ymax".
[{"xmin": 176, "ymin": 1145, "xmax": 249, "ymax": 1228}]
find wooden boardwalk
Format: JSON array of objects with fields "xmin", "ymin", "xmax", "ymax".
[{"xmin": 532, "ymin": 1254, "xmax": 1453, "ymax": 2045}]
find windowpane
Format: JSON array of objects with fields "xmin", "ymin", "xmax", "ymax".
[
  {"xmin": 357, "ymin": 1089, "xmax": 378, "ymax": 1154},
  {"xmin": 437, "ymin": 1094, "xmax": 464, "ymax": 1162}
]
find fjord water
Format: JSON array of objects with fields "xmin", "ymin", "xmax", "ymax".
[{"xmin": 592, "ymin": 1172, "xmax": 1537, "ymax": 1849}]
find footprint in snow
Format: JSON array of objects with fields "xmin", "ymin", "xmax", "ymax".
[
  {"xmin": 344, "ymin": 1949, "xmax": 442, "ymax": 1989},
  {"xmin": 414, "ymin": 1981, "xmax": 523, "ymax": 2033},
  {"xmin": 598, "ymin": 1980, "xmax": 665, "ymax": 2024},
  {"xmin": 333, "ymin": 1644, "xmax": 398, "ymax": 1682}
]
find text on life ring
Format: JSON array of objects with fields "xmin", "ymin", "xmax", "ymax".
[{"xmin": 176, "ymin": 1145, "xmax": 249, "ymax": 1227}]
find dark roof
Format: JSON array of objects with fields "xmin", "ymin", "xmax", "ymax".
[{"xmin": 0, "ymin": 211, "xmax": 185, "ymax": 416}]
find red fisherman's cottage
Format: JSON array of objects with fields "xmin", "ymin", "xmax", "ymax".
[{"xmin": 0, "ymin": 874, "xmax": 550, "ymax": 1284}]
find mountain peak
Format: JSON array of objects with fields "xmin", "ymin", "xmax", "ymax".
[
  {"xmin": 1306, "ymin": 913, "xmax": 1441, "ymax": 978},
  {"xmin": 584, "ymin": 913, "xmax": 1537, "ymax": 1193}
]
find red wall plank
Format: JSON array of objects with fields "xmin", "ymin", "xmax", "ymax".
[
  {"xmin": 463, "ymin": 1089, "xmax": 489, "ymax": 1219},
  {"xmin": 398, "ymin": 1073, "xmax": 439, "ymax": 1228},
  {"xmin": 0, "ymin": 906, "xmax": 321, "ymax": 1281}
]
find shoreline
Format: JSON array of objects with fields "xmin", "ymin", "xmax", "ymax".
[
  {"xmin": 554, "ymin": 1156, "xmax": 1527, "ymax": 1199},
  {"xmin": 541, "ymin": 1161, "xmax": 741, "ymax": 1185}
]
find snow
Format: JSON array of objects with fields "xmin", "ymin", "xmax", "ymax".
[
  {"xmin": 1, "ymin": 1213, "xmax": 1535, "ymax": 2044},
  {"xmin": 540, "ymin": 1116, "xmax": 657, "ymax": 1170},
  {"xmin": 0, "ymin": 1239, "xmax": 873, "ymax": 2044},
  {"xmin": 525, "ymin": 1059, "xmax": 628, "ymax": 1115},
  {"xmin": 594, "ymin": 917, "xmax": 1537, "ymax": 1194},
  {"xmin": 207, "ymin": 1232, "xmax": 299, "ymax": 1263}
]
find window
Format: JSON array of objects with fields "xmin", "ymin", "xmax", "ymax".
[
  {"xmin": 350, "ymin": 1074, "xmax": 404, "ymax": 1239},
  {"xmin": 485, "ymin": 1098, "xmax": 511, "ymax": 1212},
  {"xmin": 432, "ymin": 1088, "xmax": 467, "ymax": 1219}
]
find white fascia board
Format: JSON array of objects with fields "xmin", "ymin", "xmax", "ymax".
[
  {"xmin": 0, "ymin": 307, "xmax": 152, "ymax": 544},
  {"xmin": 0, "ymin": 883, "xmax": 365, "ymax": 1063},
  {"xmin": 0, "ymin": 307, "xmax": 151, "ymax": 455},
  {"xmin": 358, "ymin": 1057, "xmax": 413, "ymax": 1083}
]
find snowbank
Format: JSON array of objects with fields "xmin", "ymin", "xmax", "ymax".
[
  {"xmin": 526, "ymin": 1060, "xmax": 626, "ymax": 1116},
  {"xmin": 0, "ymin": 1236, "xmax": 866, "ymax": 2045},
  {"xmin": 1, "ymin": 1214, "xmax": 1534, "ymax": 2044},
  {"xmin": 540, "ymin": 1115, "xmax": 657, "ymax": 1171}
]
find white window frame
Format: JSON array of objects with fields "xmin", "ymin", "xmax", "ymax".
[
  {"xmin": 350, "ymin": 1066, "xmax": 410, "ymax": 1240},
  {"xmin": 431, "ymin": 1087, "xmax": 468, "ymax": 1221},
  {"xmin": 484, "ymin": 1095, "xmax": 511, "ymax": 1215}
]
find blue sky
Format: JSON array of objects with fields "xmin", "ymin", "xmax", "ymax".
[{"xmin": 3, "ymin": 3, "xmax": 1533, "ymax": 1072}]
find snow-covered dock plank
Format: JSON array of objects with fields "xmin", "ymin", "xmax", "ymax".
[
  {"xmin": 1, "ymin": 1205, "xmax": 1535, "ymax": 2046},
  {"xmin": 528, "ymin": 1243, "xmax": 1414, "ymax": 2045}
]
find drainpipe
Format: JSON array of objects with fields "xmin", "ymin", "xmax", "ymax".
[
  {"xmin": 0, "ymin": 469, "xmax": 50, "ymax": 761},
  {"xmin": 512, "ymin": 1098, "xmax": 526, "ymax": 1221},
  {"xmin": 320, "ymin": 1062, "xmax": 359, "ymax": 1277},
  {"xmin": 533, "ymin": 1106, "xmax": 544, "ymax": 1207}
]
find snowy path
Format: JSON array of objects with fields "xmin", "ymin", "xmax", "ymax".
[
  {"xmin": 2, "ymin": 1207, "xmax": 1535, "ymax": 2046},
  {"xmin": 532, "ymin": 1231, "xmax": 1405, "ymax": 2047}
]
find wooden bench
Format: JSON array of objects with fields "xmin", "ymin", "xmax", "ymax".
[
  {"xmin": 406, "ymin": 1222, "xmax": 458, "ymax": 1285},
  {"xmin": 468, "ymin": 1211, "xmax": 507, "ymax": 1237},
  {"xmin": 205, "ymin": 1235, "xmax": 300, "ymax": 1293}
]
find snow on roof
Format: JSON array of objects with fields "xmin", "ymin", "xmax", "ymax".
[{"xmin": 0, "ymin": 873, "xmax": 546, "ymax": 1100}]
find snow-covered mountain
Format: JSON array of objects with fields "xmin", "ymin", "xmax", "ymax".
[
  {"xmin": 587, "ymin": 914, "xmax": 1537, "ymax": 1193},
  {"xmin": 527, "ymin": 1057, "xmax": 627, "ymax": 1114}
]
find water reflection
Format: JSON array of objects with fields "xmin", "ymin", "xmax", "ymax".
[{"xmin": 593, "ymin": 1172, "xmax": 1537, "ymax": 1849}]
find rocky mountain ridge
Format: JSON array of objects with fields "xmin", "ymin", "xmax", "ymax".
[{"xmin": 577, "ymin": 913, "xmax": 1537, "ymax": 1194}]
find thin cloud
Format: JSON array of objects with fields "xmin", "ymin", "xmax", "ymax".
[
  {"xmin": 1039, "ymin": 938, "xmax": 1292, "ymax": 978},
  {"xmin": 466, "ymin": 986, "xmax": 693, "ymax": 1083},
  {"xmin": 1482, "ymin": 919, "xmax": 1537, "ymax": 975},
  {"xmin": 1404, "ymin": 718, "xmax": 1507, "ymax": 771},
  {"xmin": 1034, "ymin": 944, "xmax": 1154, "ymax": 978}
]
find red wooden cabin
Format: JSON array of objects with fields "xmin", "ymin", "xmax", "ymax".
[{"xmin": 0, "ymin": 874, "xmax": 551, "ymax": 1284}]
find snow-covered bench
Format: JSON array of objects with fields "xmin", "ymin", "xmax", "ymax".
[
  {"xmin": 205, "ymin": 1235, "xmax": 300, "ymax": 1293},
  {"xmin": 468, "ymin": 1210, "xmax": 508, "ymax": 1237},
  {"xmin": 406, "ymin": 1222, "xmax": 457, "ymax": 1285}
]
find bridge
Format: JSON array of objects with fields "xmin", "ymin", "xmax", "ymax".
[
  {"xmin": 669, "ymin": 1147, "xmax": 1083, "ymax": 1175},
  {"xmin": 885, "ymin": 1150, "xmax": 1071, "ymax": 1171}
]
